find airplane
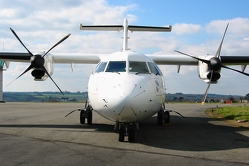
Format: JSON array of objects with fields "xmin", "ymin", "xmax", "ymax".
[{"xmin": 1, "ymin": 19, "xmax": 249, "ymax": 142}]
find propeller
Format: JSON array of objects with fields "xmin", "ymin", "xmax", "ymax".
[
  {"xmin": 175, "ymin": 23, "xmax": 249, "ymax": 105},
  {"xmin": 8, "ymin": 28, "xmax": 71, "ymax": 95}
]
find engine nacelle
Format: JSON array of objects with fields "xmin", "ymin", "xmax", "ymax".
[
  {"xmin": 31, "ymin": 52, "xmax": 54, "ymax": 81},
  {"xmin": 198, "ymin": 55, "xmax": 221, "ymax": 83}
]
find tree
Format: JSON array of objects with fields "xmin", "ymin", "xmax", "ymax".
[
  {"xmin": 245, "ymin": 93, "xmax": 249, "ymax": 100},
  {"xmin": 228, "ymin": 96, "xmax": 235, "ymax": 102},
  {"xmin": 179, "ymin": 97, "xmax": 184, "ymax": 102},
  {"xmin": 210, "ymin": 99, "xmax": 215, "ymax": 103}
]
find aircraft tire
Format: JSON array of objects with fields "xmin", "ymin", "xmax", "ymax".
[
  {"xmin": 165, "ymin": 111, "xmax": 170, "ymax": 124},
  {"xmin": 128, "ymin": 129, "xmax": 135, "ymax": 142},
  {"xmin": 157, "ymin": 112, "xmax": 163, "ymax": 125},
  {"xmin": 80, "ymin": 111, "xmax": 85, "ymax": 124},
  {"xmin": 119, "ymin": 129, "xmax": 125, "ymax": 142},
  {"xmin": 87, "ymin": 111, "xmax": 92, "ymax": 124}
]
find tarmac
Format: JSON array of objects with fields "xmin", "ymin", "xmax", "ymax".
[{"xmin": 0, "ymin": 102, "xmax": 249, "ymax": 165}]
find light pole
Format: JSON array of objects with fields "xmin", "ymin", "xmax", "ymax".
[{"xmin": 0, "ymin": 61, "xmax": 5, "ymax": 103}]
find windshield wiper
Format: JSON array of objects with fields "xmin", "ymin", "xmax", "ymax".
[
  {"xmin": 135, "ymin": 72, "xmax": 151, "ymax": 75},
  {"xmin": 111, "ymin": 72, "xmax": 120, "ymax": 75}
]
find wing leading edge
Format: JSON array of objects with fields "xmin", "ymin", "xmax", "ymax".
[
  {"xmin": 0, "ymin": 52, "xmax": 30, "ymax": 62},
  {"xmin": 147, "ymin": 54, "xmax": 249, "ymax": 66},
  {"xmin": 0, "ymin": 52, "xmax": 105, "ymax": 64}
]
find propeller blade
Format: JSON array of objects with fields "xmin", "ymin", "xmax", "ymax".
[
  {"xmin": 174, "ymin": 50, "xmax": 210, "ymax": 64},
  {"xmin": 202, "ymin": 71, "xmax": 213, "ymax": 105},
  {"xmin": 5, "ymin": 65, "xmax": 33, "ymax": 88},
  {"xmin": 7, "ymin": 29, "xmax": 67, "ymax": 94},
  {"xmin": 215, "ymin": 23, "xmax": 229, "ymax": 58},
  {"xmin": 43, "ymin": 34, "xmax": 71, "ymax": 57},
  {"xmin": 10, "ymin": 28, "xmax": 34, "ymax": 57},
  {"xmin": 222, "ymin": 64, "xmax": 249, "ymax": 77},
  {"xmin": 40, "ymin": 66, "xmax": 64, "ymax": 95}
]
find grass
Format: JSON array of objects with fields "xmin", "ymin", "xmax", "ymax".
[{"xmin": 206, "ymin": 106, "xmax": 249, "ymax": 122}]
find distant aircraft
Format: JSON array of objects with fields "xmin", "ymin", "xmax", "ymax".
[{"xmin": 1, "ymin": 19, "xmax": 249, "ymax": 142}]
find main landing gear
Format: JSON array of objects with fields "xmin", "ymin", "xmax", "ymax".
[
  {"xmin": 116, "ymin": 122, "xmax": 138, "ymax": 142},
  {"xmin": 80, "ymin": 104, "xmax": 93, "ymax": 125}
]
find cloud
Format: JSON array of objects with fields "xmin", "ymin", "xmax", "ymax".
[
  {"xmin": 171, "ymin": 23, "xmax": 202, "ymax": 35},
  {"xmin": 206, "ymin": 18, "xmax": 249, "ymax": 36},
  {"xmin": 1, "ymin": 1, "xmax": 249, "ymax": 95}
]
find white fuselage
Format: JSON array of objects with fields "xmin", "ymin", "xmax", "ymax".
[{"xmin": 88, "ymin": 51, "xmax": 165, "ymax": 123}]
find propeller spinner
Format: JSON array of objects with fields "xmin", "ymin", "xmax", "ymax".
[
  {"xmin": 8, "ymin": 28, "xmax": 71, "ymax": 95},
  {"xmin": 175, "ymin": 23, "xmax": 249, "ymax": 105}
]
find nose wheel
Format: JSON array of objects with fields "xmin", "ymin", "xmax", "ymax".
[
  {"xmin": 80, "ymin": 105, "xmax": 93, "ymax": 125},
  {"xmin": 118, "ymin": 123, "xmax": 137, "ymax": 142},
  {"xmin": 157, "ymin": 109, "xmax": 170, "ymax": 125}
]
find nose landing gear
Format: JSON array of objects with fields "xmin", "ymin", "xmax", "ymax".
[
  {"xmin": 157, "ymin": 109, "xmax": 170, "ymax": 125},
  {"xmin": 117, "ymin": 122, "xmax": 138, "ymax": 142},
  {"xmin": 80, "ymin": 105, "xmax": 93, "ymax": 125}
]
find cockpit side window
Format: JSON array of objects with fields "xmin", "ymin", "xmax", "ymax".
[
  {"xmin": 148, "ymin": 62, "xmax": 162, "ymax": 76},
  {"xmin": 129, "ymin": 61, "xmax": 149, "ymax": 73},
  {"xmin": 106, "ymin": 61, "xmax": 126, "ymax": 72},
  {"xmin": 95, "ymin": 62, "xmax": 107, "ymax": 73}
]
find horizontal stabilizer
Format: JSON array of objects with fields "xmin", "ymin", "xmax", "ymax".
[
  {"xmin": 80, "ymin": 19, "xmax": 172, "ymax": 51},
  {"xmin": 80, "ymin": 25, "xmax": 123, "ymax": 31},
  {"xmin": 128, "ymin": 25, "xmax": 171, "ymax": 32},
  {"xmin": 80, "ymin": 24, "xmax": 172, "ymax": 32}
]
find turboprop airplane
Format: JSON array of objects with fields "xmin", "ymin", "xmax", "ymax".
[{"xmin": 1, "ymin": 19, "xmax": 249, "ymax": 142}]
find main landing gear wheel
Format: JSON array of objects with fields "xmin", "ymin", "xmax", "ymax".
[
  {"xmin": 157, "ymin": 110, "xmax": 170, "ymax": 125},
  {"xmin": 128, "ymin": 129, "xmax": 135, "ymax": 142},
  {"xmin": 80, "ymin": 110, "xmax": 86, "ymax": 124}
]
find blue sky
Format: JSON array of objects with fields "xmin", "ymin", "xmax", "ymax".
[
  {"xmin": 108, "ymin": 0, "xmax": 249, "ymax": 23},
  {"xmin": 1, "ymin": 0, "xmax": 249, "ymax": 96}
]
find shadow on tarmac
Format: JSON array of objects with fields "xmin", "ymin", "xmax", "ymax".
[
  {"xmin": 136, "ymin": 115, "xmax": 249, "ymax": 151},
  {"xmin": 0, "ymin": 114, "xmax": 248, "ymax": 152}
]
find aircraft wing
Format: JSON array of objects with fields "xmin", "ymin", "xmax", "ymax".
[
  {"xmin": 147, "ymin": 54, "xmax": 249, "ymax": 66},
  {"xmin": 52, "ymin": 53, "xmax": 104, "ymax": 64},
  {"xmin": 147, "ymin": 54, "xmax": 197, "ymax": 65},
  {"xmin": 220, "ymin": 56, "xmax": 249, "ymax": 65},
  {"xmin": 0, "ymin": 52, "xmax": 30, "ymax": 62},
  {"xmin": 0, "ymin": 52, "xmax": 105, "ymax": 64},
  {"xmin": 2, "ymin": 52, "xmax": 249, "ymax": 66}
]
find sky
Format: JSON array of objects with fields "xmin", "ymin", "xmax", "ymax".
[{"xmin": 1, "ymin": 0, "xmax": 249, "ymax": 96}]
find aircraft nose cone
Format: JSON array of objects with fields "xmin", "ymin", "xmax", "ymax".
[{"xmin": 89, "ymin": 73, "xmax": 165, "ymax": 122}]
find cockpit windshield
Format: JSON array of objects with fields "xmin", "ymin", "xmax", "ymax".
[
  {"xmin": 148, "ymin": 62, "xmax": 162, "ymax": 75},
  {"xmin": 106, "ymin": 61, "xmax": 126, "ymax": 72},
  {"xmin": 94, "ymin": 60, "xmax": 162, "ymax": 76},
  {"xmin": 129, "ymin": 61, "xmax": 149, "ymax": 73},
  {"xmin": 95, "ymin": 62, "xmax": 107, "ymax": 73}
]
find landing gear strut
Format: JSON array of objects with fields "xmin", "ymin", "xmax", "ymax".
[
  {"xmin": 117, "ymin": 122, "xmax": 137, "ymax": 142},
  {"xmin": 157, "ymin": 109, "xmax": 170, "ymax": 125},
  {"xmin": 80, "ymin": 105, "xmax": 93, "ymax": 125}
]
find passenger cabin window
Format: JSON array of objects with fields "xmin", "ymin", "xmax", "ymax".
[
  {"xmin": 148, "ymin": 62, "xmax": 162, "ymax": 76},
  {"xmin": 129, "ymin": 61, "xmax": 149, "ymax": 73},
  {"xmin": 95, "ymin": 62, "xmax": 107, "ymax": 73},
  {"xmin": 106, "ymin": 61, "xmax": 126, "ymax": 72}
]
